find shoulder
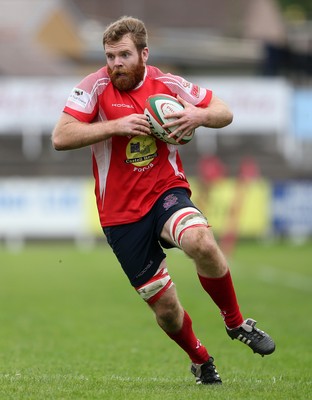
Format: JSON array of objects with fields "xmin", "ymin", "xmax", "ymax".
[
  {"xmin": 87, "ymin": 66, "xmax": 109, "ymax": 80},
  {"xmin": 146, "ymin": 65, "xmax": 170, "ymax": 78},
  {"xmin": 78, "ymin": 66, "xmax": 111, "ymax": 94},
  {"xmin": 146, "ymin": 65, "xmax": 161, "ymax": 75},
  {"xmin": 145, "ymin": 65, "xmax": 185, "ymax": 91},
  {"xmin": 145, "ymin": 66, "xmax": 211, "ymax": 106},
  {"xmin": 146, "ymin": 65, "xmax": 186, "ymax": 88}
]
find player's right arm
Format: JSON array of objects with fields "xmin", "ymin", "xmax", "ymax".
[{"xmin": 52, "ymin": 112, "xmax": 150, "ymax": 151}]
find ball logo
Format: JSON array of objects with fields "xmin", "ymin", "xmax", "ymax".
[
  {"xmin": 144, "ymin": 94, "xmax": 195, "ymax": 145},
  {"xmin": 146, "ymin": 113, "xmax": 156, "ymax": 134},
  {"xmin": 161, "ymin": 102, "xmax": 177, "ymax": 116}
]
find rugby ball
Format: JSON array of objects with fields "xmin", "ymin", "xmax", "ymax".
[{"xmin": 144, "ymin": 94, "xmax": 194, "ymax": 145}]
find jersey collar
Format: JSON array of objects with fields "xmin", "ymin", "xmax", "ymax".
[{"xmin": 132, "ymin": 67, "xmax": 147, "ymax": 90}]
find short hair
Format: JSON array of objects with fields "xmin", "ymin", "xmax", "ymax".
[{"xmin": 103, "ymin": 16, "xmax": 148, "ymax": 51}]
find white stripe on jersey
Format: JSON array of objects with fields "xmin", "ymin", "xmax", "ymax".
[
  {"xmin": 88, "ymin": 78, "xmax": 110, "ymax": 112},
  {"xmin": 155, "ymin": 75, "xmax": 206, "ymax": 105},
  {"xmin": 92, "ymin": 112, "xmax": 112, "ymax": 204},
  {"xmin": 90, "ymin": 77, "xmax": 109, "ymax": 98},
  {"xmin": 167, "ymin": 144, "xmax": 185, "ymax": 179}
]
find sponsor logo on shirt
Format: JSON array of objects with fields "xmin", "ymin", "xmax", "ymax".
[
  {"xmin": 112, "ymin": 103, "xmax": 134, "ymax": 109},
  {"xmin": 69, "ymin": 88, "xmax": 90, "ymax": 108},
  {"xmin": 182, "ymin": 80, "xmax": 200, "ymax": 98},
  {"xmin": 125, "ymin": 136, "xmax": 158, "ymax": 170},
  {"xmin": 191, "ymin": 84, "xmax": 200, "ymax": 98}
]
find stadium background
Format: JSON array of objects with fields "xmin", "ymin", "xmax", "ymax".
[
  {"xmin": 0, "ymin": 2, "xmax": 311, "ymax": 398},
  {"xmin": 0, "ymin": 0, "xmax": 312, "ymax": 247}
]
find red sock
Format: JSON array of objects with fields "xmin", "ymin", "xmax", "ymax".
[
  {"xmin": 198, "ymin": 270, "xmax": 244, "ymax": 329},
  {"xmin": 165, "ymin": 310, "xmax": 209, "ymax": 364}
]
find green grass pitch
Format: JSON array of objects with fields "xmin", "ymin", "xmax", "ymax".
[{"xmin": 0, "ymin": 240, "xmax": 311, "ymax": 399}]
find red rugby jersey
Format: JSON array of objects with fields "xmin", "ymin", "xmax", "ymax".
[{"xmin": 63, "ymin": 65, "xmax": 212, "ymax": 227}]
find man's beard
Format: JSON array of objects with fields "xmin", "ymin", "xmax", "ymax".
[{"xmin": 108, "ymin": 58, "xmax": 145, "ymax": 91}]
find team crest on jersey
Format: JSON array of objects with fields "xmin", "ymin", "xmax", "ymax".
[
  {"xmin": 125, "ymin": 135, "xmax": 158, "ymax": 168},
  {"xmin": 68, "ymin": 88, "xmax": 90, "ymax": 108}
]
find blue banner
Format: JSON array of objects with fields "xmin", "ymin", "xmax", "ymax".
[
  {"xmin": 293, "ymin": 90, "xmax": 312, "ymax": 139},
  {"xmin": 272, "ymin": 181, "xmax": 312, "ymax": 237}
]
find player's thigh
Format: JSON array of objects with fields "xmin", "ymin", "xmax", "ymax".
[
  {"xmin": 155, "ymin": 188, "xmax": 203, "ymax": 248},
  {"xmin": 160, "ymin": 206, "xmax": 210, "ymax": 249},
  {"xmin": 103, "ymin": 219, "xmax": 165, "ymax": 287}
]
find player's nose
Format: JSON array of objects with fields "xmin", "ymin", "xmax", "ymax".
[{"xmin": 113, "ymin": 56, "xmax": 123, "ymax": 67}]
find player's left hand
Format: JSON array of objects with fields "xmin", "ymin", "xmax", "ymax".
[{"xmin": 162, "ymin": 95, "xmax": 203, "ymax": 142}]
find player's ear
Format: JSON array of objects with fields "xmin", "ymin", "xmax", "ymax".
[{"xmin": 142, "ymin": 47, "xmax": 149, "ymax": 63}]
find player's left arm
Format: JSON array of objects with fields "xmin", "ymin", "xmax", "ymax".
[
  {"xmin": 163, "ymin": 94, "xmax": 233, "ymax": 140},
  {"xmin": 196, "ymin": 94, "xmax": 233, "ymax": 129}
]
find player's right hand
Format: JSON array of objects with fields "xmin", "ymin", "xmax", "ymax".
[{"xmin": 114, "ymin": 114, "xmax": 151, "ymax": 136}]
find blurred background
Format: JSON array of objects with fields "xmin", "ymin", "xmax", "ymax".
[{"xmin": 0, "ymin": 0, "xmax": 312, "ymax": 250}]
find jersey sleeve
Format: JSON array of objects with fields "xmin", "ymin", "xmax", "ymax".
[
  {"xmin": 150, "ymin": 67, "xmax": 212, "ymax": 108},
  {"xmin": 63, "ymin": 69, "xmax": 108, "ymax": 122}
]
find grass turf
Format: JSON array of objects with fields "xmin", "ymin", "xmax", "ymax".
[{"xmin": 0, "ymin": 240, "xmax": 311, "ymax": 399}]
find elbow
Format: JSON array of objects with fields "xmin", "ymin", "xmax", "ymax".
[
  {"xmin": 219, "ymin": 110, "xmax": 233, "ymax": 129},
  {"xmin": 227, "ymin": 110, "xmax": 234, "ymax": 126},
  {"xmin": 51, "ymin": 132, "xmax": 66, "ymax": 151}
]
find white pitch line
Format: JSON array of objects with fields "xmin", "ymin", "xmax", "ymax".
[{"xmin": 257, "ymin": 266, "xmax": 312, "ymax": 292}]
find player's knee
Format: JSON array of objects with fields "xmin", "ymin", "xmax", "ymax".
[
  {"xmin": 153, "ymin": 293, "xmax": 183, "ymax": 331},
  {"xmin": 156, "ymin": 298, "xmax": 179, "ymax": 325},
  {"xmin": 169, "ymin": 207, "xmax": 209, "ymax": 249},
  {"xmin": 182, "ymin": 228, "xmax": 220, "ymax": 262}
]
